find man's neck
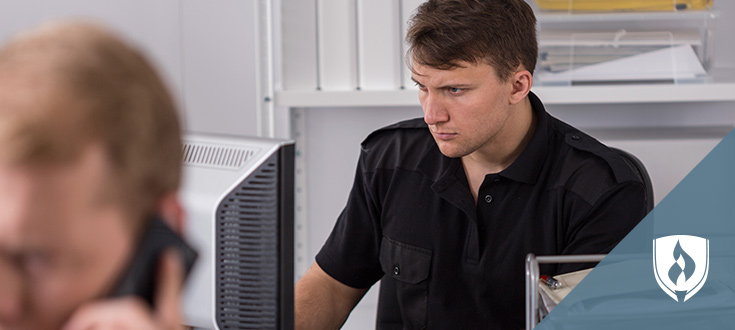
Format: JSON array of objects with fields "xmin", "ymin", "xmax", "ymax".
[{"xmin": 462, "ymin": 97, "xmax": 536, "ymax": 202}]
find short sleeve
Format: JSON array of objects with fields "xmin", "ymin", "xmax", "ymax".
[
  {"xmin": 558, "ymin": 180, "xmax": 647, "ymax": 274},
  {"xmin": 315, "ymin": 149, "xmax": 385, "ymax": 289}
]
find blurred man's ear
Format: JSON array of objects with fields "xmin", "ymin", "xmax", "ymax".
[{"xmin": 156, "ymin": 193, "xmax": 185, "ymax": 234}]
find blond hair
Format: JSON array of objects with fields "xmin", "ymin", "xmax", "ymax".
[{"xmin": 0, "ymin": 21, "xmax": 182, "ymax": 225}]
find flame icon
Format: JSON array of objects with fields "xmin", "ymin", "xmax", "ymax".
[
  {"xmin": 667, "ymin": 240, "xmax": 695, "ymax": 286},
  {"xmin": 653, "ymin": 235, "xmax": 709, "ymax": 302}
]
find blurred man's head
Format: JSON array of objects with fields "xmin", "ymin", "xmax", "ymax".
[{"xmin": 0, "ymin": 21, "xmax": 183, "ymax": 329}]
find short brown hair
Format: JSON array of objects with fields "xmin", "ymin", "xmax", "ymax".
[
  {"xmin": 407, "ymin": 0, "xmax": 538, "ymax": 81},
  {"xmin": 0, "ymin": 21, "xmax": 182, "ymax": 225}
]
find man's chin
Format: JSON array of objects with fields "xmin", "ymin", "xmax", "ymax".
[{"xmin": 436, "ymin": 145, "xmax": 466, "ymax": 159}]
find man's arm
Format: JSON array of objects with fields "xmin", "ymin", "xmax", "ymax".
[
  {"xmin": 558, "ymin": 181, "xmax": 647, "ymax": 273},
  {"xmin": 295, "ymin": 262, "xmax": 368, "ymax": 330}
]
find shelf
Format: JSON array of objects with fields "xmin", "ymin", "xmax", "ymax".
[
  {"xmin": 275, "ymin": 89, "xmax": 417, "ymax": 108},
  {"xmin": 275, "ymin": 81, "xmax": 735, "ymax": 107},
  {"xmin": 538, "ymin": 30, "xmax": 702, "ymax": 47},
  {"xmin": 533, "ymin": 82, "xmax": 735, "ymax": 104},
  {"xmin": 536, "ymin": 9, "xmax": 718, "ymax": 23}
]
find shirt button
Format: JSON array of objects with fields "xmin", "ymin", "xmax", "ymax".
[
  {"xmin": 494, "ymin": 178, "xmax": 500, "ymax": 182},
  {"xmin": 485, "ymin": 195, "xmax": 493, "ymax": 203},
  {"xmin": 572, "ymin": 135, "xmax": 581, "ymax": 140},
  {"xmin": 393, "ymin": 265, "xmax": 400, "ymax": 275}
]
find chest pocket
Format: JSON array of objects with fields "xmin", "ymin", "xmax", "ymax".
[{"xmin": 379, "ymin": 236, "xmax": 432, "ymax": 329}]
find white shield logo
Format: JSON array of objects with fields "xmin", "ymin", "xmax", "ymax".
[{"xmin": 653, "ymin": 235, "xmax": 709, "ymax": 302}]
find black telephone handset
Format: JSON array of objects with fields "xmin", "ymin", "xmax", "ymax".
[{"xmin": 110, "ymin": 216, "xmax": 198, "ymax": 306}]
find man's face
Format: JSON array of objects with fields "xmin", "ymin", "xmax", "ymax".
[
  {"xmin": 412, "ymin": 61, "xmax": 515, "ymax": 159},
  {"xmin": 0, "ymin": 145, "xmax": 135, "ymax": 330}
]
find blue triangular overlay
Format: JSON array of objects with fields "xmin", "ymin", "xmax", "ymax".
[{"xmin": 536, "ymin": 128, "xmax": 735, "ymax": 330}]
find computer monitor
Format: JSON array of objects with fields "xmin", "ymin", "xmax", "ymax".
[{"xmin": 179, "ymin": 133, "xmax": 294, "ymax": 330}]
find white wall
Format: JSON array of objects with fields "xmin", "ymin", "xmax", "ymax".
[
  {"xmin": 180, "ymin": 1, "xmax": 261, "ymax": 137},
  {"xmin": 0, "ymin": 0, "xmax": 182, "ymax": 97},
  {"xmin": 0, "ymin": 0, "xmax": 263, "ymax": 138}
]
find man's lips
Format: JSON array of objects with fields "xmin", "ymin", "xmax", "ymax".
[{"xmin": 432, "ymin": 132, "xmax": 457, "ymax": 140}]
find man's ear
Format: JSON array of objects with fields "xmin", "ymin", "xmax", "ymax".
[
  {"xmin": 509, "ymin": 66, "xmax": 532, "ymax": 105},
  {"xmin": 156, "ymin": 193, "xmax": 185, "ymax": 235}
]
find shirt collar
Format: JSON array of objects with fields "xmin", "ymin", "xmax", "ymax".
[{"xmin": 497, "ymin": 91, "xmax": 549, "ymax": 185}]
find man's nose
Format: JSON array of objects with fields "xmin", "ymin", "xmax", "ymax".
[{"xmin": 422, "ymin": 92, "xmax": 449, "ymax": 126}]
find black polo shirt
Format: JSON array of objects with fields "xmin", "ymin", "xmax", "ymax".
[{"xmin": 315, "ymin": 92, "xmax": 646, "ymax": 329}]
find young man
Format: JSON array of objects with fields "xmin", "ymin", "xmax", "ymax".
[
  {"xmin": 296, "ymin": 0, "xmax": 647, "ymax": 328},
  {"xmin": 0, "ymin": 22, "xmax": 186, "ymax": 330}
]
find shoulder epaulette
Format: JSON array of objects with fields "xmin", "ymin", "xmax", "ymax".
[
  {"xmin": 563, "ymin": 132, "xmax": 639, "ymax": 184},
  {"xmin": 361, "ymin": 118, "xmax": 427, "ymax": 148}
]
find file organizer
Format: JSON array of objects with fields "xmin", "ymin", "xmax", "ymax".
[
  {"xmin": 533, "ymin": 7, "xmax": 717, "ymax": 86},
  {"xmin": 525, "ymin": 254, "xmax": 606, "ymax": 329},
  {"xmin": 535, "ymin": 31, "xmax": 710, "ymax": 85}
]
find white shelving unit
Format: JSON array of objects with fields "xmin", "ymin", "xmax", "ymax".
[
  {"xmin": 277, "ymin": 4, "xmax": 732, "ymax": 107},
  {"xmin": 275, "ymin": 76, "xmax": 735, "ymax": 107}
]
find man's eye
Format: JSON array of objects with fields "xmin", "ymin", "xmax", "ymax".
[
  {"xmin": 449, "ymin": 87, "xmax": 463, "ymax": 93},
  {"xmin": 414, "ymin": 82, "xmax": 426, "ymax": 89}
]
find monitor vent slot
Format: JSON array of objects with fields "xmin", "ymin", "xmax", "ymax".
[
  {"xmin": 215, "ymin": 153, "xmax": 280, "ymax": 329},
  {"xmin": 182, "ymin": 143, "xmax": 259, "ymax": 169}
]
